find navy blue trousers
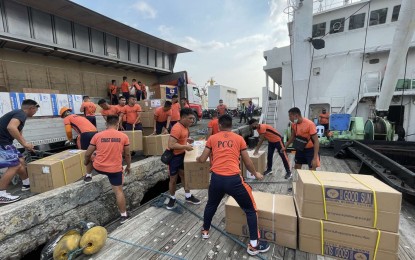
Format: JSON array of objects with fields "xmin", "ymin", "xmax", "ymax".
[
  {"xmin": 203, "ymin": 172, "xmax": 259, "ymax": 240},
  {"xmin": 267, "ymin": 141, "xmax": 291, "ymax": 174}
]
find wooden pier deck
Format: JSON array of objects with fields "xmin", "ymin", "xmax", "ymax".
[{"xmin": 83, "ymin": 151, "xmax": 415, "ymax": 260}]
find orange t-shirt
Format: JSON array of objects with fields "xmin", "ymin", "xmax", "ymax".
[
  {"xmin": 80, "ymin": 101, "xmax": 96, "ymax": 116},
  {"xmin": 90, "ymin": 129, "xmax": 129, "ymax": 173},
  {"xmin": 206, "ymin": 131, "xmax": 247, "ymax": 176},
  {"xmin": 183, "ymin": 103, "xmax": 190, "ymax": 108},
  {"xmin": 217, "ymin": 104, "xmax": 227, "ymax": 116},
  {"xmin": 121, "ymin": 81, "xmax": 129, "ymax": 92},
  {"xmin": 256, "ymin": 124, "xmax": 282, "ymax": 143},
  {"xmin": 154, "ymin": 107, "xmax": 172, "ymax": 122},
  {"xmin": 171, "ymin": 102, "xmax": 181, "ymax": 121},
  {"xmin": 133, "ymin": 82, "xmax": 141, "ymax": 91},
  {"xmin": 207, "ymin": 118, "xmax": 219, "ymax": 135},
  {"xmin": 109, "ymin": 85, "xmax": 118, "ymax": 95},
  {"xmin": 101, "ymin": 105, "xmax": 121, "ymax": 117},
  {"xmin": 116, "ymin": 105, "xmax": 127, "ymax": 122},
  {"xmin": 63, "ymin": 114, "xmax": 97, "ymax": 135},
  {"xmin": 170, "ymin": 122, "xmax": 189, "ymax": 155},
  {"xmin": 319, "ymin": 113, "xmax": 329, "ymax": 124},
  {"xmin": 123, "ymin": 104, "xmax": 142, "ymax": 124},
  {"xmin": 292, "ymin": 118, "xmax": 317, "ymax": 149}
]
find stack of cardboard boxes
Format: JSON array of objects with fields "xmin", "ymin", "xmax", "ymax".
[
  {"xmin": 295, "ymin": 170, "xmax": 401, "ymax": 259},
  {"xmin": 240, "ymin": 150, "xmax": 266, "ymax": 179},
  {"xmin": 137, "ymin": 99, "xmax": 164, "ymax": 135},
  {"xmin": 143, "ymin": 134, "xmax": 170, "ymax": 156}
]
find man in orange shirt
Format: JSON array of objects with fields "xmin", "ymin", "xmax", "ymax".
[
  {"xmin": 120, "ymin": 76, "xmax": 130, "ymax": 99},
  {"xmin": 318, "ymin": 108, "xmax": 330, "ymax": 136},
  {"xmin": 196, "ymin": 114, "xmax": 269, "ymax": 256},
  {"xmin": 165, "ymin": 108, "xmax": 200, "ymax": 209},
  {"xmin": 116, "ymin": 96, "xmax": 127, "ymax": 130},
  {"xmin": 153, "ymin": 101, "xmax": 172, "ymax": 135},
  {"xmin": 122, "ymin": 96, "xmax": 142, "ymax": 131},
  {"xmin": 109, "ymin": 80, "xmax": 118, "ymax": 105},
  {"xmin": 180, "ymin": 97, "xmax": 190, "ymax": 108},
  {"xmin": 170, "ymin": 94, "xmax": 181, "ymax": 127},
  {"xmin": 207, "ymin": 111, "xmax": 219, "ymax": 139},
  {"xmin": 60, "ymin": 107, "xmax": 98, "ymax": 183},
  {"xmin": 138, "ymin": 81, "xmax": 147, "ymax": 100},
  {"xmin": 98, "ymin": 99, "xmax": 122, "ymax": 124},
  {"xmin": 216, "ymin": 99, "xmax": 227, "ymax": 116},
  {"xmin": 131, "ymin": 79, "xmax": 142, "ymax": 101},
  {"xmin": 84, "ymin": 115, "xmax": 131, "ymax": 224},
  {"xmin": 80, "ymin": 96, "xmax": 97, "ymax": 127},
  {"xmin": 283, "ymin": 107, "xmax": 320, "ymax": 170},
  {"xmin": 249, "ymin": 119, "xmax": 291, "ymax": 179}
]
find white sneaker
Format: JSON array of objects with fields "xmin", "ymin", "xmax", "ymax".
[{"xmin": 0, "ymin": 192, "xmax": 20, "ymax": 204}]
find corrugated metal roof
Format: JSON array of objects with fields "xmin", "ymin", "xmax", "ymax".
[{"xmin": 14, "ymin": 0, "xmax": 191, "ymax": 54}]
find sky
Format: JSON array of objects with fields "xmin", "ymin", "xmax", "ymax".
[{"xmin": 71, "ymin": 0, "xmax": 291, "ymax": 101}]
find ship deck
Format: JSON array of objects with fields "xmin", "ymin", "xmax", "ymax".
[{"xmin": 81, "ymin": 151, "xmax": 415, "ymax": 260}]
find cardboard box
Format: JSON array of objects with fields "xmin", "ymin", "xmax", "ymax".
[
  {"xmin": 298, "ymin": 210, "xmax": 399, "ymax": 260},
  {"xmin": 241, "ymin": 150, "xmax": 266, "ymax": 179},
  {"xmin": 123, "ymin": 130, "xmax": 143, "ymax": 151},
  {"xmin": 143, "ymin": 134, "xmax": 170, "ymax": 156},
  {"xmin": 137, "ymin": 99, "xmax": 165, "ymax": 112},
  {"xmin": 225, "ymin": 192, "xmax": 297, "ymax": 249},
  {"xmin": 27, "ymin": 150, "xmax": 86, "ymax": 193},
  {"xmin": 184, "ymin": 141, "xmax": 210, "ymax": 190},
  {"xmin": 295, "ymin": 170, "xmax": 402, "ymax": 233},
  {"xmin": 141, "ymin": 111, "xmax": 154, "ymax": 128},
  {"xmin": 149, "ymin": 84, "xmax": 178, "ymax": 100}
]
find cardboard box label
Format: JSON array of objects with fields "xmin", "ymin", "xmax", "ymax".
[
  {"xmin": 151, "ymin": 99, "xmax": 161, "ymax": 107},
  {"xmin": 325, "ymin": 188, "xmax": 373, "ymax": 208},
  {"xmin": 245, "ymin": 170, "xmax": 256, "ymax": 179},
  {"xmin": 324, "ymin": 242, "xmax": 369, "ymax": 260},
  {"xmin": 241, "ymin": 225, "xmax": 277, "ymax": 241}
]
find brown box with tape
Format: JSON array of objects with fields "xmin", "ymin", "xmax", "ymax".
[
  {"xmin": 184, "ymin": 141, "xmax": 210, "ymax": 190},
  {"xmin": 225, "ymin": 192, "xmax": 297, "ymax": 249},
  {"xmin": 143, "ymin": 134, "xmax": 170, "ymax": 156},
  {"xmin": 141, "ymin": 111, "xmax": 154, "ymax": 128},
  {"xmin": 240, "ymin": 150, "xmax": 266, "ymax": 179},
  {"xmin": 123, "ymin": 130, "xmax": 143, "ymax": 151},
  {"xmin": 137, "ymin": 99, "xmax": 165, "ymax": 112},
  {"xmin": 295, "ymin": 170, "xmax": 402, "ymax": 233},
  {"xmin": 27, "ymin": 150, "xmax": 86, "ymax": 193}
]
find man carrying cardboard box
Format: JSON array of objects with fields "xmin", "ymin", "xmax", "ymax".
[
  {"xmin": 196, "ymin": 114, "xmax": 270, "ymax": 256},
  {"xmin": 170, "ymin": 94, "xmax": 181, "ymax": 128},
  {"xmin": 84, "ymin": 115, "xmax": 131, "ymax": 224},
  {"xmin": 153, "ymin": 101, "xmax": 172, "ymax": 135},
  {"xmin": 166, "ymin": 108, "xmax": 201, "ymax": 209},
  {"xmin": 282, "ymin": 107, "xmax": 320, "ymax": 170},
  {"xmin": 0, "ymin": 99, "xmax": 39, "ymax": 203},
  {"xmin": 60, "ymin": 107, "xmax": 98, "ymax": 183},
  {"xmin": 249, "ymin": 119, "xmax": 291, "ymax": 179},
  {"xmin": 122, "ymin": 96, "xmax": 143, "ymax": 131}
]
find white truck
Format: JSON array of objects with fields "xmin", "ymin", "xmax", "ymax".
[{"xmin": 208, "ymin": 84, "xmax": 238, "ymax": 110}]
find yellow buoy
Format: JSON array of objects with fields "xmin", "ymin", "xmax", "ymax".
[
  {"xmin": 79, "ymin": 226, "xmax": 108, "ymax": 255},
  {"xmin": 52, "ymin": 232, "xmax": 81, "ymax": 260}
]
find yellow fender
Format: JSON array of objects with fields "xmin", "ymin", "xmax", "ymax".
[
  {"xmin": 52, "ymin": 232, "xmax": 81, "ymax": 260},
  {"xmin": 79, "ymin": 226, "xmax": 108, "ymax": 255}
]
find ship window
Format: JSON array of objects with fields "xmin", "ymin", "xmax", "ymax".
[
  {"xmin": 391, "ymin": 5, "xmax": 400, "ymax": 22},
  {"xmin": 349, "ymin": 13, "xmax": 365, "ymax": 30},
  {"xmin": 312, "ymin": 22, "xmax": 326, "ymax": 37},
  {"xmin": 369, "ymin": 8, "xmax": 388, "ymax": 26},
  {"xmin": 329, "ymin": 18, "xmax": 345, "ymax": 34}
]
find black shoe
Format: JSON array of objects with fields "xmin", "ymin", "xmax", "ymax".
[
  {"xmin": 284, "ymin": 172, "xmax": 292, "ymax": 180},
  {"xmin": 120, "ymin": 215, "xmax": 130, "ymax": 224},
  {"xmin": 21, "ymin": 185, "xmax": 30, "ymax": 191},
  {"xmin": 263, "ymin": 169, "xmax": 272, "ymax": 176},
  {"xmin": 185, "ymin": 195, "xmax": 201, "ymax": 205},
  {"xmin": 84, "ymin": 175, "xmax": 92, "ymax": 183},
  {"xmin": 247, "ymin": 240, "xmax": 270, "ymax": 255},
  {"xmin": 166, "ymin": 198, "xmax": 176, "ymax": 209}
]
